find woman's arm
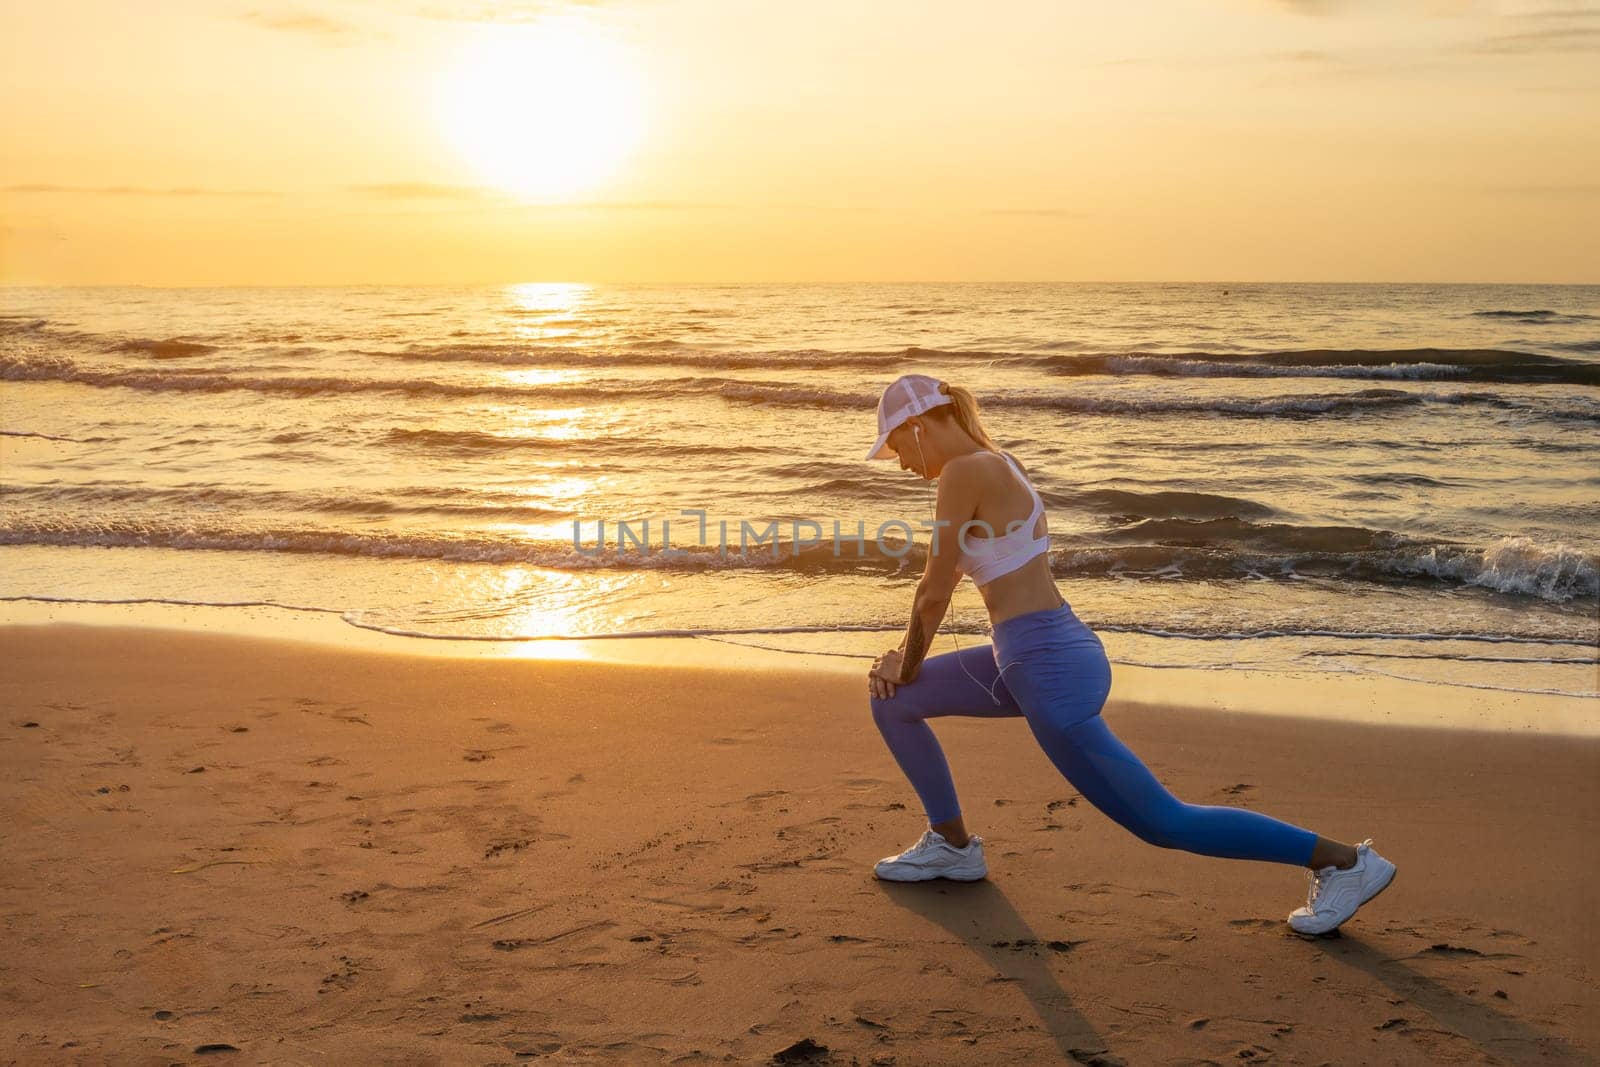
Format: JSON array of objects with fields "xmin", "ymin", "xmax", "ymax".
[{"xmin": 888, "ymin": 455, "xmax": 981, "ymax": 683}]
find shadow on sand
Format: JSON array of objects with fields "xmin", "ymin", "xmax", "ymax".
[
  {"xmin": 877, "ymin": 877, "xmax": 1120, "ymax": 1065},
  {"xmin": 878, "ymin": 879, "xmax": 1590, "ymax": 1065},
  {"xmin": 1315, "ymin": 932, "xmax": 1589, "ymax": 1065}
]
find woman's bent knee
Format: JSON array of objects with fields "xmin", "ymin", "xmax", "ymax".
[{"xmin": 870, "ymin": 692, "xmax": 911, "ymax": 730}]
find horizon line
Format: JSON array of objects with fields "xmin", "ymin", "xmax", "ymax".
[{"xmin": 4, "ymin": 279, "xmax": 1599, "ymax": 289}]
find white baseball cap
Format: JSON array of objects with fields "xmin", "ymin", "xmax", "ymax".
[{"xmin": 865, "ymin": 373, "xmax": 952, "ymax": 461}]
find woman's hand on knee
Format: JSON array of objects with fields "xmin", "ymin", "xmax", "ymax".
[{"xmin": 869, "ymin": 649, "xmax": 905, "ymax": 700}]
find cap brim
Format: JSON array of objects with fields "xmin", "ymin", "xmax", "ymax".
[{"xmin": 865, "ymin": 430, "xmax": 894, "ymax": 461}]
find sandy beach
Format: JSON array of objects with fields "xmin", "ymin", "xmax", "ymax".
[
  {"xmin": 2, "ymin": 621, "xmax": 1595, "ymax": 1065},
  {"xmin": 7, "ymin": 0, "xmax": 1598, "ymax": 1062}
]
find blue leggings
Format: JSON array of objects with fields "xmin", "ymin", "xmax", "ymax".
[{"xmin": 870, "ymin": 604, "xmax": 1319, "ymax": 867}]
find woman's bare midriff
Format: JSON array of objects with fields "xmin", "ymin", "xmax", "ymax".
[{"xmin": 975, "ymin": 553, "xmax": 1066, "ymax": 627}]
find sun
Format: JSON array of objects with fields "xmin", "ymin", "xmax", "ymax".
[{"xmin": 433, "ymin": 21, "xmax": 646, "ymax": 202}]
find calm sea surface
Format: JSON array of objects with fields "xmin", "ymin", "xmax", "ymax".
[{"xmin": 3, "ymin": 283, "xmax": 1596, "ymax": 699}]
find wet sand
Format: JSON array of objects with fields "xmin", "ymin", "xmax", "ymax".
[{"xmin": 2, "ymin": 622, "xmax": 1596, "ymax": 1064}]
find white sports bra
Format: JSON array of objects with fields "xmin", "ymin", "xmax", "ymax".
[{"xmin": 956, "ymin": 452, "xmax": 1051, "ymax": 586}]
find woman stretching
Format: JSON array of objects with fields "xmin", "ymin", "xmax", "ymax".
[{"xmin": 863, "ymin": 374, "xmax": 1396, "ymax": 936}]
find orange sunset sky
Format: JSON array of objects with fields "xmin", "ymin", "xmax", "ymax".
[{"xmin": 2, "ymin": 0, "xmax": 1597, "ymax": 286}]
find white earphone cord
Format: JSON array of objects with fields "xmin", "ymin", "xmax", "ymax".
[{"xmin": 913, "ymin": 427, "xmax": 1014, "ymax": 707}]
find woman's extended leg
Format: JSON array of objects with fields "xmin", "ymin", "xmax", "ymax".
[
  {"xmin": 1036, "ymin": 715, "xmax": 1320, "ymax": 866},
  {"xmin": 999, "ymin": 633, "xmax": 1321, "ymax": 867},
  {"xmin": 868, "ymin": 642, "xmax": 1023, "ymax": 834}
]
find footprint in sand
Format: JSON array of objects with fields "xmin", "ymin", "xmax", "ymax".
[
  {"xmin": 510, "ymin": 1039, "xmax": 564, "ymax": 1057},
  {"xmin": 1073, "ymin": 882, "xmax": 1180, "ymax": 902},
  {"xmin": 470, "ymin": 717, "xmax": 516, "ymax": 734},
  {"xmin": 1216, "ymin": 783, "xmax": 1258, "ymax": 806},
  {"xmin": 719, "ymin": 788, "xmax": 790, "ymax": 811},
  {"xmin": 990, "ymin": 938, "xmax": 1077, "ymax": 954},
  {"xmin": 708, "ymin": 726, "xmax": 761, "ymax": 743},
  {"xmin": 317, "ymin": 954, "xmax": 360, "ymax": 993},
  {"xmin": 1408, "ymin": 942, "xmax": 1524, "ymax": 962},
  {"xmin": 484, "ymin": 837, "xmax": 534, "ymax": 859}
]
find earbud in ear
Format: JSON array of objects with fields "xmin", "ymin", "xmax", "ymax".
[{"xmin": 912, "ymin": 424, "xmax": 921, "ymax": 438}]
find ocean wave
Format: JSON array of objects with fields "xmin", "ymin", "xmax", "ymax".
[
  {"xmin": 1, "ymin": 593, "xmax": 1591, "ymax": 650},
  {"xmin": 1104, "ymin": 356, "xmax": 1474, "ymax": 380},
  {"xmin": 381, "ymin": 426, "xmax": 771, "ymax": 459},
  {"xmin": 723, "ymin": 381, "xmax": 1600, "ymax": 423},
  {"xmin": 1044, "ymin": 348, "xmax": 1600, "ymax": 385},
  {"xmin": 2, "ymin": 514, "xmax": 1593, "ymax": 603},
  {"xmin": 373, "ymin": 342, "xmax": 907, "ymax": 371},
  {"xmin": 1470, "ymin": 309, "xmax": 1598, "ymax": 323},
  {"xmin": 1387, "ymin": 535, "xmax": 1599, "ymax": 603},
  {"xmin": 384, "ymin": 427, "xmax": 573, "ymax": 453},
  {"xmin": 0, "ymin": 485, "xmax": 569, "ymax": 520},
  {"xmin": 15, "ymin": 314, "xmax": 1598, "ymax": 384},
  {"xmin": 0, "ymin": 353, "xmax": 603, "ymax": 401},
  {"xmin": 1096, "ymin": 516, "xmax": 1411, "ymax": 554},
  {"xmin": 0, "ymin": 428, "xmax": 109, "ymax": 443},
  {"xmin": 110, "ymin": 338, "xmax": 220, "ymax": 358},
  {"xmin": 1301, "ymin": 648, "xmax": 1597, "ymax": 665},
  {"xmin": 1350, "ymin": 471, "xmax": 1459, "ymax": 488},
  {"xmin": 1071, "ymin": 489, "xmax": 1276, "ymax": 521},
  {"xmin": 8, "ymin": 354, "xmax": 1597, "ymax": 425},
  {"xmin": 0, "ymin": 517, "xmax": 923, "ymax": 574}
]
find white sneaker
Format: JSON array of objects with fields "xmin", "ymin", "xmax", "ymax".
[
  {"xmin": 1287, "ymin": 839, "xmax": 1397, "ymax": 936},
  {"xmin": 873, "ymin": 829, "xmax": 987, "ymax": 882}
]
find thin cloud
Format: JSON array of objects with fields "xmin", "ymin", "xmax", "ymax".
[
  {"xmin": 1094, "ymin": 47, "xmax": 1397, "ymax": 83},
  {"xmin": 983, "ymin": 209, "xmax": 1089, "ymax": 218},
  {"xmin": 1507, "ymin": 6, "xmax": 1600, "ymax": 20},
  {"xmin": 1482, "ymin": 182, "xmax": 1600, "ymax": 196},
  {"xmin": 3, "ymin": 183, "xmax": 280, "ymax": 197},
  {"xmin": 1269, "ymin": 0, "xmax": 1350, "ymax": 14},
  {"xmin": 405, "ymin": 1, "xmax": 611, "ymax": 22},
  {"xmin": 1274, "ymin": 0, "xmax": 1471, "ymax": 15},
  {"xmin": 1092, "ymin": 48, "xmax": 1353, "ymax": 72},
  {"xmin": 348, "ymin": 182, "xmax": 507, "ymax": 200},
  {"xmin": 235, "ymin": 9, "xmax": 382, "ymax": 44},
  {"xmin": 574, "ymin": 200, "xmax": 728, "ymax": 211},
  {"xmin": 1259, "ymin": 49, "xmax": 1344, "ymax": 64},
  {"xmin": 1458, "ymin": 25, "xmax": 1600, "ymax": 53},
  {"xmin": 339, "ymin": 197, "xmax": 730, "ymax": 217},
  {"xmin": 1250, "ymin": 48, "xmax": 1443, "ymax": 86}
]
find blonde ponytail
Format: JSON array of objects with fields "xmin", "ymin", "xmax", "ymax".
[{"xmin": 936, "ymin": 381, "xmax": 999, "ymax": 451}]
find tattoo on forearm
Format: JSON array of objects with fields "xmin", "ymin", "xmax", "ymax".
[{"xmin": 900, "ymin": 612, "xmax": 929, "ymax": 681}]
